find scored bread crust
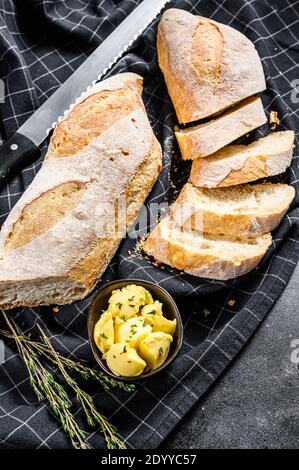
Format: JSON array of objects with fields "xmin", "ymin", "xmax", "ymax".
[
  {"xmin": 190, "ymin": 130, "xmax": 295, "ymax": 187},
  {"xmin": 157, "ymin": 8, "xmax": 266, "ymax": 124},
  {"xmin": 0, "ymin": 73, "xmax": 162, "ymax": 309},
  {"xmin": 68, "ymin": 137, "xmax": 162, "ymax": 291},
  {"xmin": 143, "ymin": 218, "xmax": 272, "ymax": 281},
  {"xmin": 175, "ymin": 97, "xmax": 267, "ymax": 160},
  {"xmin": 170, "ymin": 182, "xmax": 295, "ymax": 237}
]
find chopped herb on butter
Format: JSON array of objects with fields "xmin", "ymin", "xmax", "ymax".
[{"xmin": 94, "ymin": 284, "xmax": 177, "ymax": 377}]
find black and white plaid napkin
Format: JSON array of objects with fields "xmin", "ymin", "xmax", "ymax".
[{"xmin": 0, "ymin": 0, "xmax": 298, "ymax": 449}]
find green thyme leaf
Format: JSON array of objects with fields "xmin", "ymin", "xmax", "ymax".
[{"xmin": 0, "ymin": 310, "xmax": 135, "ymax": 451}]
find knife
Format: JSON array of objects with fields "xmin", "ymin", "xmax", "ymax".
[{"xmin": 0, "ymin": 0, "xmax": 169, "ymax": 188}]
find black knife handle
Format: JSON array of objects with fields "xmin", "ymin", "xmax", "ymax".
[{"xmin": 0, "ymin": 132, "xmax": 40, "ymax": 188}]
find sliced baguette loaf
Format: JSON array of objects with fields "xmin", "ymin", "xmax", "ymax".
[
  {"xmin": 157, "ymin": 8, "xmax": 266, "ymax": 124},
  {"xmin": 170, "ymin": 182, "xmax": 295, "ymax": 237},
  {"xmin": 175, "ymin": 97, "xmax": 267, "ymax": 160},
  {"xmin": 190, "ymin": 130, "xmax": 295, "ymax": 187},
  {"xmin": 143, "ymin": 218, "xmax": 272, "ymax": 280},
  {"xmin": 0, "ymin": 73, "xmax": 162, "ymax": 309}
]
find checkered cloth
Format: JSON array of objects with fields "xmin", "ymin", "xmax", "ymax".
[{"xmin": 0, "ymin": 0, "xmax": 298, "ymax": 449}]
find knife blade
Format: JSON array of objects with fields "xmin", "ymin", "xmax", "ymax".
[{"xmin": 0, "ymin": 0, "xmax": 169, "ymax": 188}]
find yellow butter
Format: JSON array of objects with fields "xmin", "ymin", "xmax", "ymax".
[
  {"xmin": 108, "ymin": 285, "xmax": 153, "ymax": 320},
  {"xmin": 93, "ymin": 310, "xmax": 114, "ymax": 354},
  {"xmin": 105, "ymin": 342, "xmax": 146, "ymax": 377},
  {"xmin": 94, "ymin": 284, "xmax": 177, "ymax": 377},
  {"xmin": 125, "ymin": 284, "xmax": 153, "ymax": 306},
  {"xmin": 152, "ymin": 316, "xmax": 177, "ymax": 335},
  {"xmin": 114, "ymin": 315, "xmax": 152, "ymax": 348},
  {"xmin": 139, "ymin": 332, "xmax": 173, "ymax": 371},
  {"xmin": 141, "ymin": 300, "xmax": 163, "ymax": 320}
]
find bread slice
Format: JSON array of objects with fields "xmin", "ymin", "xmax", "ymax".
[
  {"xmin": 170, "ymin": 182, "xmax": 295, "ymax": 237},
  {"xmin": 0, "ymin": 73, "xmax": 162, "ymax": 309},
  {"xmin": 143, "ymin": 218, "xmax": 272, "ymax": 280},
  {"xmin": 175, "ymin": 96, "xmax": 267, "ymax": 160},
  {"xmin": 190, "ymin": 130, "xmax": 295, "ymax": 188},
  {"xmin": 158, "ymin": 8, "xmax": 266, "ymax": 124}
]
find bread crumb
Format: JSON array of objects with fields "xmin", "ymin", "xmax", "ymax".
[
  {"xmin": 227, "ymin": 299, "xmax": 235, "ymax": 307},
  {"xmin": 52, "ymin": 306, "xmax": 60, "ymax": 313},
  {"xmin": 203, "ymin": 308, "xmax": 210, "ymax": 317},
  {"xmin": 269, "ymin": 111, "xmax": 280, "ymax": 129}
]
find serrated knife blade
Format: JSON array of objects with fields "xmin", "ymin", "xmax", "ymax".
[{"xmin": 0, "ymin": 0, "xmax": 169, "ymax": 188}]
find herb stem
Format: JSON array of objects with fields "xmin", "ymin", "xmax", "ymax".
[
  {"xmin": 38, "ymin": 326, "xmax": 125, "ymax": 450},
  {"xmin": 0, "ymin": 310, "xmax": 90, "ymax": 449},
  {"xmin": 0, "ymin": 309, "xmax": 132, "ymax": 449},
  {"xmin": 0, "ymin": 329, "xmax": 134, "ymax": 392}
]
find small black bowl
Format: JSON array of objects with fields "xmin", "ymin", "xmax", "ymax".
[{"xmin": 88, "ymin": 279, "xmax": 183, "ymax": 381}]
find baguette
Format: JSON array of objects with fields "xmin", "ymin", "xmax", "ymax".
[
  {"xmin": 175, "ymin": 97, "xmax": 267, "ymax": 160},
  {"xmin": 170, "ymin": 182, "xmax": 295, "ymax": 237},
  {"xmin": 157, "ymin": 8, "xmax": 266, "ymax": 124},
  {"xmin": 143, "ymin": 218, "xmax": 272, "ymax": 280},
  {"xmin": 190, "ymin": 130, "xmax": 295, "ymax": 188},
  {"xmin": 0, "ymin": 73, "xmax": 162, "ymax": 309}
]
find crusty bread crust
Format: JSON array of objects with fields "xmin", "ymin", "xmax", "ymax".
[
  {"xmin": 143, "ymin": 218, "xmax": 272, "ymax": 281},
  {"xmin": 157, "ymin": 9, "xmax": 266, "ymax": 124},
  {"xmin": 69, "ymin": 137, "xmax": 162, "ymax": 292},
  {"xmin": 175, "ymin": 97, "xmax": 267, "ymax": 160},
  {"xmin": 0, "ymin": 73, "xmax": 162, "ymax": 309},
  {"xmin": 170, "ymin": 182, "xmax": 295, "ymax": 237},
  {"xmin": 190, "ymin": 130, "xmax": 295, "ymax": 187},
  {"xmin": 50, "ymin": 76, "xmax": 143, "ymax": 157}
]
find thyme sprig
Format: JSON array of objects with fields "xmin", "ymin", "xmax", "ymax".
[
  {"xmin": 1, "ymin": 313, "xmax": 90, "ymax": 449},
  {"xmin": 38, "ymin": 325, "xmax": 126, "ymax": 450},
  {"xmin": 0, "ymin": 310, "xmax": 134, "ymax": 449},
  {"xmin": 0, "ymin": 329, "xmax": 134, "ymax": 393}
]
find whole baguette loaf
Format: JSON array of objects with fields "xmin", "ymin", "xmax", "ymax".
[
  {"xmin": 143, "ymin": 218, "xmax": 272, "ymax": 280},
  {"xmin": 0, "ymin": 73, "xmax": 162, "ymax": 309},
  {"xmin": 170, "ymin": 182, "xmax": 295, "ymax": 237},
  {"xmin": 190, "ymin": 130, "xmax": 295, "ymax": 188},
  {"xmin": 175, "ymin": 97, "xmax": 267, "ymax": 160},
  {"xmin": 157, "ymin": 8, "xmax": 266, "ymax": 124}
]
